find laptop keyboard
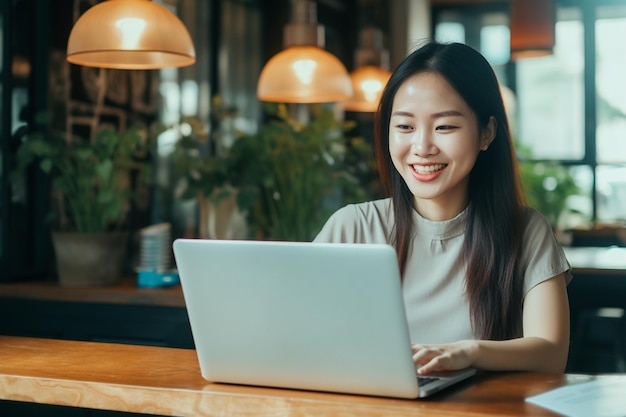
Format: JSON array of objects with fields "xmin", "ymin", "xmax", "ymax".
[{"xmin": 417, "ymin": 376, "xmax": 440, "ymax": 387}]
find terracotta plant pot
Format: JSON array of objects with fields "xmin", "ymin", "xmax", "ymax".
[{"xmin": 52, "ymin": 231, "xmax": 129, "ymax": 287}]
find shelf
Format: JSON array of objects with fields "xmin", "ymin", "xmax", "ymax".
[{"xmin": 0, "ymin": 277, "xmax": 185, "ymax": 308}]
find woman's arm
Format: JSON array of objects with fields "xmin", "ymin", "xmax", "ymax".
[{"xmin": 412, "ymin": 273, "xmax": 570, "ymax": 373}]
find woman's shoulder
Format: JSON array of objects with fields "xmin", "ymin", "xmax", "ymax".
[
  {"xmin": 354, "ymin": 198, "xmax": 393, "ymax": 216},
  {"xmin": 519, "ymin": 206, "xmax": 566, "ymax": 255},
  {"xmin": 328, "ymin": 198, "xmax": 392, "ymax": 219},
  {"xmin": 521, "ymin": 206, "xmax": 554, "ymax": 235},
  {"xmin": 518, "ymin": 206, "xmax": 572, "ymax": 290},
  {"xmin": 314, "ymin": 198, "xmax": 393, "ymax": 243}
]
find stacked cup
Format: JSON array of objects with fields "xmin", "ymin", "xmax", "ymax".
[
  {"xmin": 138, "ymin": 223, "xmax": 172, "ymax": 271},
  {"xmin": 137, "ymin": 223, "xmax": 179, "ymax": 287}
]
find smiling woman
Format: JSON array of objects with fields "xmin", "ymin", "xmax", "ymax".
[{"xmin": 314, "ymin": 41, "xmax": 572, "ymax": 376}]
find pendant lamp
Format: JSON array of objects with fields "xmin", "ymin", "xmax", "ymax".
[
  {"xmin": 343, "ymin": 27, "xmax": 391, "ymax": 113},
  {"xmin": 256, "ymin": 0, "xmax": 352, "ymax": 103},
  {"xmin": 67, "ymin": 0, "xmax": 196, "ymax": 69},
  {"xmin": 509, "ymin": 0, "xmax": 555, "ymax": 60}
]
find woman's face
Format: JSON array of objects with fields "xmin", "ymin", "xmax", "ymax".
[{"xmin": 388, "ymin": 71, "xmax": 494, "ymax": 221}]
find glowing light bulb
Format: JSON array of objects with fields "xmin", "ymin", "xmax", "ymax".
[
  {"xmin": 292, "ymin": 59, "xmax": 317, "ymax": 85},
  {"xmin": 116, "ymin": 18, "xmax": 147, "ymax": 49},
  {"xmin": 360, "ymin": 79, "xmax": 384, "ymax": 103}
]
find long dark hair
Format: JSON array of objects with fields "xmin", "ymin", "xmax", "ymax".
[{"xmin": 374, "ymin": 41, "xmax": 526, "ymax": 340}]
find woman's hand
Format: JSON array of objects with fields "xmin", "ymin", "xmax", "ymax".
[
  {"xmin": 411, "ymin": 341, "xmax": 478, "ymax": 374},
  {"xmin": 411, "ymin": 274, "xmax": 570, "ymax": 374}
]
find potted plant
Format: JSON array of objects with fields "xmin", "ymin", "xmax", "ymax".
[
  {"xmin": 235, "ymin": 102, "xmax": 374, "ymax": 241},
  {"xmin": 519, "ymin": 161, "xmax": 581, "ymax": 229},
  {"xmin": 516, "ymin": 141, "xmax": 582, "ymax": 231},
  {"xmin": 167, "ymin": 97, "xmax": 248, "ymax": 240},
  {"xmin": 12, "ymin": 112, "xmax": 153, "ymax": 287},
  {"xmin": 170, "ymin": 101, "xmax": 375, "ymax": 241}
]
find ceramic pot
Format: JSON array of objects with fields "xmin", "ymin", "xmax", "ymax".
[
  {"xmin": 198, "ymin": 188, "xmax": 248, "ymax": 240},
  {"xmin": 52, "ymin": 231, "xmax": 129, "ymax": 287}
]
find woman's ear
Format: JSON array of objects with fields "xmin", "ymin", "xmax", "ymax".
[{"xmin": 480, "ymin": 116, "xmax": 497, "ymax": 150}]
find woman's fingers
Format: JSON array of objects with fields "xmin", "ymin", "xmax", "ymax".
[
  {"xmin": 411, "ymin": 344, "xmax": 446, "ymax": 371},
  {"xmin": 410, "ymin": 342, "xmax": 473, "ymax": 373}
]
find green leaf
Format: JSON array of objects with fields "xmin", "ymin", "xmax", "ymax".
[
  {"xmin": 40, "ymin": 159, "xmax": 53, "ymax": 173},
  {"xmin": 95, "ymin": 160, "xmax": 114, "ymax": 181},
  {"xmin": 75, "ymin": 148, "xmax": 93, "ymax": 161}
]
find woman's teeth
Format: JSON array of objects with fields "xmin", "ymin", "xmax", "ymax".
[{"xmin": 413, "ymin": 164, "xmax": 446, "ymax": 174}]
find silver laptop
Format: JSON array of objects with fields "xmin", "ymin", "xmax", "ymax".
[{"xmin": 173, "ymin": 238, "xmax": 476, "ymax": 399}]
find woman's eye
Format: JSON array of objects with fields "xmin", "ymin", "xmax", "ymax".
[
  {"xmin": 436, "ymin": 125, "xmax": 457, "ymax": 131},
  {"xmin": 396, "ymin": 124, "xmax": 413, "ymax": 131}
]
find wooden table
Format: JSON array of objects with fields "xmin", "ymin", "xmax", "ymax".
[
  {"xmin": 564, "ymin": 246, "xmax": 626, "ymax": 275},
  {"xmin": 0, "ymin": 335, "xmax": 609, "ymax": 417}
]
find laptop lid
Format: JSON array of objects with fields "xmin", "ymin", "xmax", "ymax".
[{"xmin": 173, "ymin": 239, "xmax": 471, "ymax": 399}]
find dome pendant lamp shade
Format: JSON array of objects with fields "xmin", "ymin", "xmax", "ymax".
[
  {"xmin": 257, "ymin": 0, "xmax": 352, "ymax": 103},
  {"xmin": 343, "ymin": 65, "xmax": 391, "ymax": 112},
  {"xmin": 67, "ymin": 0, "xmax": 196, "ymax": 70},
  {"xmin": 343, "ymin": 27, "xmax": 391, "ymax": 113},
  {"xmin": 510, "ymin": 0, "xmax": 555, "ymax": 60}
]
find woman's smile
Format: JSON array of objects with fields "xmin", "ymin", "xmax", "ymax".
[{"xmin": 411, "ymin": 163, "xmax": 448, "ymax": 181}]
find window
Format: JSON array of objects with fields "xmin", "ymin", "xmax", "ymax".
[
  {"xmin": 594, "ymin": 5, "xmax": 626, "ymax": 223},
  {"xmin": 596, "ymin": 5, "xmax": 626, "ymax": 164},
  {"xmin": 433, "ymin": 1, "xmax": 626, "ymax": 227},
  {"xmin": 516, "ymin": 9, "xmax": 584, "ymax": 161}
]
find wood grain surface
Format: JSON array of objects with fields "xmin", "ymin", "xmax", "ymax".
[{"xmin": 0, "ymin": 336, "xmax": 594, "ymax": 416}]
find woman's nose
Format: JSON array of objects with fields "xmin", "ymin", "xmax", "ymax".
[{"xmin": 411, "ymin": 130, "xmax": 437, "ymax": 157}]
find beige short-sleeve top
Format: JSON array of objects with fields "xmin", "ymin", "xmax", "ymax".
[{"xmin": 313, "ymin": 198, "xmax": 571, "ymax": 344}]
